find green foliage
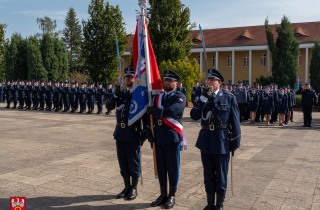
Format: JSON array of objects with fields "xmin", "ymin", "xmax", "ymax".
[
  {"xmin": 148, "ymin": 0, "xmax": 195, "ymax": 66},
  {"xmin": 54, "ymin": 37, "xmax": 68, "ymax": 81},
  {"xmin": 27, "ymin": 36, "xmax": 48, "ymax": 80},
  {"xmin": 0, "ymin": 23, "xmax": 6, "ymax": 81},
  {"xmin": 68, "ymin": 71, "xmax": 88, "ymax": 85},
  {"xmin": 82, "ymin": 0, "xmax": 127, "ymax": 84},
  {"xmin": 4, "ymin": 33, "xmax": 29, "ymax": 80},
  {"xmin": 309, "ymin": 40, "xmax": 320, "ymax": 93},
  {"xmin": 40, "ymin": 33, "xmax": 58, "ymax": 81},
  {"xmin": 265, "ymin": 16, "xmax": 300, "ymax": 88},
  {"xmin": 253, "ymin": 75, "xmax": 275, "ymax": 86},
  {"xmin": 63, "ymin": 7, "xmax": 83, "ymax": 73},
  {"xmin": 294, "ymin": 94, "xmax": 302, "ymax": 108},
  {"xmin": 36, "ymin": 16, "xmax": 60, "ymax": 38},
  {"xmin": 159, "ymin": 59, "xmax": 201, "ymax": 102}
]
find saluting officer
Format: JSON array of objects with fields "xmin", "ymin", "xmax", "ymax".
[
  {"xmin": 4, "ymin": 81, "xmax": 12, "ymax": 108},
  {"xmin": 176, "ymin": 81, "xmax": 187, "ymax": 96},
  {"xmin": 106, "ymin": 67, "xmax": 146, "ymax": 201},
  {"xmin": 234, "ymin": 81, "xmax": 247, "ymax": 122},
  {"xmin": 190, "ymin": 69, "xmax": 241, "ymax": 210},
  {"xmin": 192, "ymin": 80, "xmax": 201, "ymax": 104},
  {"xmin": 147, "ymin": 70, "xmax": 186, "ymax": 209},
  {"xmin": 32, "ymin": 81, "xmax": 39, "ymax": 110},
  {"xmin": 296, "ymin": 82, "xmax": 317, "ymax": 127},
  {"xmin": 96, "ymin": 82, "xmax": 105, "ymax": 114},
  {"xmin": 46, "ymin": 80, "xmax": 54, "ymax": 111},
  {"xmin": 105, "ymin": 82, "xmax": 114, "ymax": 115}
]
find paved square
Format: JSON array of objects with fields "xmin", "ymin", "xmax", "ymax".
[{"xmin": 0, "ymin": 103, "xmax": 320, "ymax": 210}]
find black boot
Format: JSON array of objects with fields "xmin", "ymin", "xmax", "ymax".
[
  {"xmin": 151, "ymin": 185, "xmax": 167, "ymax": 207},
  {"xmin": 116, "ymin": 178, "xmax": 130, "ymax": 199},
  {"xmin": 163, "ymin": 186, "xmax": 177, "ymax": 209},
  {"xmin": 203, "ymin": 193, "xmax": 215, "ymax": 210},
  {"xmin": 215, "ymin": 194, "xmax": 225, "ymax": 210},
  {"xmin": 126, "ymin": 178, "xmax": 138, "ymax": 200}
]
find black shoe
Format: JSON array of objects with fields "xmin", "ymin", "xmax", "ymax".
[
  {"xmin": 5, "ymin": 106, "xmax": 10, "ymax": 108},
  {"xmin": 33, "ymin": 108, "xmax": 38, "ymax": 110},
  {"xmin": 40, "ymin": 108, "xmax": 44, "ymax": 110},
  {"xmin": 203, "ymin": 193, "xmax": 215, "ymax": 210},
  {"xmin": 127, "ymin": 179, "xmax": 138, "ymax": 200},
  {"xmin": 18, "ymin": 107, "xmax": 23, "ymax": 109},
  {"xmin": 215, "ymin": 194, "xmax": 225, "ymax": 210},
  {"xmin": 47, "ymin": 109, "xmax": 51, "ymax": 111},
  {"xmin": 308, "ymin": 125, "xmax": 312, "ymax": 127},
  {"xmin": 151, "ymin": 185, "xmax": 168, "ymax": 207},
  {"xmin": 290, "ymin": 120, "xmax": 294, "ymax": 122},
  {"xmin": 117, "ymin": 178, "xmax": 131, "ymax": 199},
  {"xmin": 163, "ymin": 186, "xmax": 177, "ymax": 209},
  {"xmin": 62, "ymin": 109, "xmax": 67, "ymax": 112},
  {"xmin": 303, "ymin": 125, "xmax": 307, "ymax": 127},
  {"xmin": 55, "ymin": 109, "xmax": 59, "ymax": 112}
]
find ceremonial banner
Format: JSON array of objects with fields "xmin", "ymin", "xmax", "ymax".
[{"xmin": 128, "ymin": 14, "xmax": 163, "ymax": 126}]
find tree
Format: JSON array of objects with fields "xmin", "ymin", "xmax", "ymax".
[
  {"xmin": 4, "ymin": 33, "xmax": 28, "ymax": 80},
  {"xmin": 63, "ymin": 7, "xmax": 83, "ymax": 73},
  {"xmin": 159, "ymin": 59, "xmax": 200, "ymax": 102},
  {"xmin": 309, "ymin": 40, "xmax": 320, "ymax": 93},
  {"xmin": 148, "ymin": 0, "xmax": 195, "ymax": 66},
  {"xmin": 82, "ymin": 0, "xmax": 127, "ymax": 83},
  {"xmin": 40, "ymin": 33, "xmax": 58, "ymax": 81},
  {"xmin": 0, "ymin": 23, "xmax": 7, "ymax": 81},
  {"xmin": 36, "ymin": 16, "xmax": 61, "ymax": 38},
  {"xmin": 265, "ymin": 16, "xmax": 300, "ymax": 88},
  {"xmin": 27, "ymin": 36, "xmax": 48, "ymax": 80},
  {"xmin": 54, "ymin": 37, "xmax": 68, "ymax": 81}
]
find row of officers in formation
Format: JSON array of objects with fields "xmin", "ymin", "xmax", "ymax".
[
  {"xmin": 192, "ymin": 80, "xmax": 317, "ymax": 127},
  {"xmin": 0, "ymin": 80, "xmax": 115, "ymax": 114}
]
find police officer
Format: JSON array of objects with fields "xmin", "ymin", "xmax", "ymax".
[
  {"xmin": 0, "ymin": 82, "xmax": 4, "ymax": 103},
  {"xmin": 105, "ymin": 82, "xmax": 114, "ymax": 115},
  {"xmin": 296, "ymin": 82, "xmax": 317, "ymax": 127},
  {"xmin": 74, "ymin": 81, "xmax": 80, "ymax": 111},
  {"xmin": 4, "ymin": 81, "xmax": 12, "ymax": 108},
  {"xmin": 11, "ymin": 80, "xmax": 19, "ymax": 109},
  {"xmin": 45, "ymin": 80, "xmax": 54, "ymax": 111},
  {"xmin": 288, "ymin": 86, "xmax": 296, "ymax": 122},
  {"xmin": 248, "ymin": 87, "xmax": 260, "ymax": 124},
  {"xmin": 69, "ymin": 82, "xmax": 78, "ymax": 113},
  {"xmin": 25, "ymin": 80, "xmax": 32, "ymax": 109},
  {"xmin": 192, "ymin": 80, "xmax": 201, "ymax": 104},
  {"xmin": 96, "ymin": 82, "xmax": 105, "ymax": 114},
  {"xmin": 262, "ymin": 86, "xmax": 274, "ymax": 125},
  {"xmin": 244, "ymin": 84, "xmax": 251, "ymax": 120},
  {"xmin": 190, "ymin": 69, "xmax": 241, "ymax": 210},
  {"xmin": 60, "ymin": 81, "xmax": 64, "ymax": 110},
  {"xmin": 62, "ymin": 82, "xmax": 71, "ymax": 112},
  {"xmin": 234, "ymin": 81, "xmax": 247, "ymax": 122},
  {"xmin": 176, "ymin": 82, "xmax": 186, "ymax": 96},
  {"xmin": 39, "ymin": 81, "xmax": 47, "ymax": 110},
  {"xmin": 86, "ymin": 82, "xmax": 95, "ymax": 114},
  {"xmin": 147, "ymin": 70, "xmax": 186, "ymax": 209},
  {"xmin": 273, "ymin": 84, "xmax": 279, "ymax": 122},
  {"xmin": 106, "ymin": 67, "xmax": 146, "ymax": 201},
  {"xmin": 54, "ymin": 82, "xmax": 62, "ymax": 112},
  {"xmin": 276, "ymin": 87, "xmax": 288, "ymax": 126},
  {"xmin": 18, "ymin": 80, "xmax": 26, "ymax": 109},
  {"xmin": 78, "ymin": 82, "xmax": 87, "ymax": 113},
  {"xmin": 32, "ymin": 81, "xmax": 40, "ymax": 110}
]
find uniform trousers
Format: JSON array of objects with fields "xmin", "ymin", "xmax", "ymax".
[
  {"xmin": 155, "ymin": 142, "xmax": 180, "ymax": 187},
  {"xmin": 201, "ymin": 152, "xmax": 230, "ymax": 195},
  {"xmin": 303, "ymin": 106, "xmax": 313, "ymax": 126},
  {"xmin": 116, "ymin": 140, "xmax": 140, "ymax": 179}
]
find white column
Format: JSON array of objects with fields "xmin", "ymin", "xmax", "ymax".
[
  {"xmin": 216, "ymin": 51, "xmax": 219, "ymax": 70},
  {"xmin": 249, "ymin": 50, "xmax": 252, "ymax": 86},
  {"xmin": 267, "ymin": 47, "xmax": 270, "ymax": 77},
  {"xmin": 200, "ymin": 52, "xmax": 203, "ymax": 74},
  {"xmin": 305, "ymin": 47, "xmax": 309, "ymax": 83},
  {"xmin": 232, "ymin": 50, "xmax": 235, "ymax": 84}
]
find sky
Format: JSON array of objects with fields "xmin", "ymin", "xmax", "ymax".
[{"xmin": 1, "ymin": 0, "xmax": 320, "ymax": 39}]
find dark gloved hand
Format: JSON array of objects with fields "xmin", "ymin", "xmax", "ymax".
[
  {"xmin": 231, "ymin": 147, "xmax": 237, "ymax": 157},
  {"xmin": 201, "ymin": 87, "xmax": 212, "ymax": 98},
  {"xmin": 114, "ymin": 85, "xmax": 121, "ymax": 97},
  {"xmin": 147, "ymin": 106, "xmax": 154, "ymax": 115},
  {"xmin": 148, "ymin": 136, "xmax": 154, "ymax": 148}
]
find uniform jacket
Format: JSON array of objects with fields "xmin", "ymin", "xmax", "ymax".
[
  {"xmin": 18, "ymin": 85, "xmax": 25, "ymax": 97},
  {"xmin": 190, "ymin": 89, "xmax": 241, "ymax": 154},
  {"xmin": 96, "ymin": 87, "xmax": 105, "ymax": 97},
  {"xmin": 248, "ymin": 92, "xmax": 259, "ymax": 109},
  {"xmin": 276, "ymin": 93, "xmax": 288, "ymax": 110},
  {"xmin": 262, "ymin": 91, "xmax": 274, "ymax": 108},
  {"xmin": 46, "ymin": 85, "xmax": 55, "ymax": 98},
  {"xmin": 176, "ymin": 87, "xmax": 187, "ymax": 97},
  {"xmin": 5, "ymin": 84, "xmax": 12, "ymax": 96},
  {"xmin": 33, "ymin": 85, "xmax": 39, "ymax": 98},
  {"xmin": 106, "ymin": 88, "xmax": 145, "ymax": 143},
  {"xmin": 70, "ymin": 87, "xmax": 77, "ymax": 100},
  {"xmin": 234, "ymin": 86, "xmax": 247, "ymax": 104},
  {"xmin": 296, "ymin": 88, "xmax": 317, "ymax": 106},
  {"xmin": 39, "ymin": 85, "xmax": 47, "ymax": 97},
  {"xmin": 11, "ymin": 84, "xmax": 19, "ymax": 96}
]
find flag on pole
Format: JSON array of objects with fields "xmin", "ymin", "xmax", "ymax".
[{"xmin": 128, "ymin": 14, "xmax": 163, "ymax": 126}]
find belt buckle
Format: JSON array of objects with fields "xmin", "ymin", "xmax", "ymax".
[
  {"xmin": 121, "ymin": 123, "xmax": 125, "ymax": 128},
  {"xmin": 158, "ymin": 120, "xmax": 162, "ymax": 126},
  {"xmin": 209, "ymin": 124, "xmax": 215, "ymax": 131}
]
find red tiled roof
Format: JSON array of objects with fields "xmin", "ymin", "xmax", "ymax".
[{"xmin": 191, "ymin": 21, "xmax": 320, "ymax": 48}]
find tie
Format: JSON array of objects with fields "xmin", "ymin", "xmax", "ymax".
[{"xmin": 213, "ymin": 93, "xmax": 216, "ymax": 99}]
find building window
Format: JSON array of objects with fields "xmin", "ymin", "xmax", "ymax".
[
  {"xmin": 197, "ymin": 56, "xmax": 200, "ymax": 64},
  {"xmin": 227, "ymin": 54, "xmax": 232, "ymax": 67},
  {"xmin": 243, "ymin": 54, "xmax": 249, "ymax": 67},
  {"xmin": 298, "ymin": 52, "xmax": 302, "ymax": 66},
  {"xmin": 260, "ymin": 53, "xmax": 266, "ymax": 66},
  {"xmin": 212, "ymin": 55, "xmax": 216, "ymax": 67}
]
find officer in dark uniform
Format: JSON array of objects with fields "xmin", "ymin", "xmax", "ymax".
[
  {"xmin": 276, "ymin": 87, "xmax": 288, "ymax": 126},
  {"xmin": 244, "ymin": 84, "xmax": 251, "ymax": 120},
  {"xmin": 62, "ymin": 82, "xmax": 71, "ymax": 112},
  {"xmin": 146, "ymin": 70, "xmax": 186, "ymax": 209},
  {"xmin": 248, "ymin": 87, "xmax": 260, "ymax": 124},
  {"xmin": 54, "ymin": 82, "xmax": 61, "ymax": 112},
  {"xmin": 78, "ymin": 82, "xmax": 87, "ymax": 113},
  {"xmin": 176, "ymin": 82, "xmax": 186, "ymax": 96},
  {"xmin": 32, "ymin": 81, "xmax": 39, "ymax": 110},
  {"xmin": 59, "ymin": 81, "xmax": 64, "ymax": 110},
  {"xmin": 69, "ymin": 82, "xmax": 78, "ymax": 113},
  {"xmin": 106, "ymin": 67, "xmax": 146, "ymax": 201},
  {"xmin": 39, "ymin": 81, "xmax": 47, "ymax": 110},
  {"xmin": 96, "ymin": 82, "xmax": 105, "ymax": 114},
  {"xmin": 190, "ymin": 69, "xmax": 241, "ymax": 210},
  {"xmin": 4, "ymin": 81, "xmax": 12, "ymax": 108},
  {"xmin": 234, "ymin": 81, "xmax": 247, "ymax": 122},
  {"xmin": 86, "ymin": 82, "xmax": 95, "ymax": 114},
  {"xmin": 262, "ymin": 86, "xmax": 274, "ymax": 125},
  {"xmin": 192, "ymin": 80, "xmax": 201, "ymax": 104},
  {"xmin": 0, "ymin": 82, "xmax": 4, "ymax": 103},
  {"xmin": 45, "ymin": 80, "xmax": 54, "ymax": 111},
  {"xmin": 296, "ymin": 82, "xmax": 317, "ymax": 127},
  {"xmin": 74, "ymin": 81, "xmax": 80, "ymax": 111},
  {"xmin": 11, "ymin": 80, "xmax": 19, "ymax": 109},
  {"xmin": 25, "ymin": 80, "xmax": 32, "ymax": 109},
  {"xmin": 272, "ymin": 84, "xmax": 279, "ymax": 122},
  {"xmin": 18, "ymin": 80, "xmax": 26, "ymax": 109},
  {"xmin": 105, "ymin": 82, "xmax": 114, "ymax": 115},
  {"xmin": 288, "ymin": 86, "xmax": 296, "ymax": 122}
]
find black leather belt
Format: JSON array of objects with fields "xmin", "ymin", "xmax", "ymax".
[
  {"xmin": 156, "ymin": 119, "xmax": 182, "ymax": 126},
  {"xmin": 116, "ymin": 123, "xmax": 130, "ymax": 128},
  {"xmin": 201, "ymin": 124, "xmax": 228, "ymax": 131}
]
